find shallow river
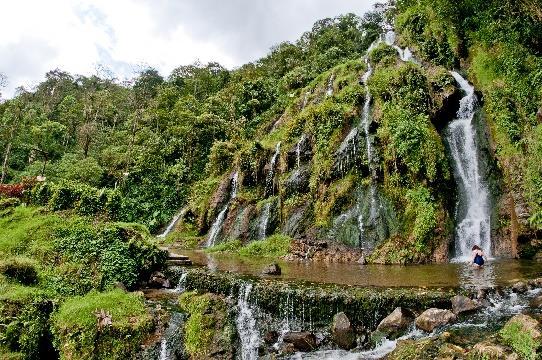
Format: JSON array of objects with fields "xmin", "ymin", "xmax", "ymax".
[{"xmin": 173, "ymin": 249, "xmax": 542, "ymax": 289}]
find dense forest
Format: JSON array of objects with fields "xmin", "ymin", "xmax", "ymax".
[{"xmin": 1, "ymin": 0, "xmax": 542, "ymax": 359}]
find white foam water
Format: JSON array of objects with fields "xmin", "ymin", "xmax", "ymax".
[
  {"xmin": 157, "ymin": 209, "xmax": 186, "ymax": 238},
  {"xmin": 265, "ymin": 142, "xmax": 281, "ymax": 196},
  {"xmin": 258, "ymin": 202, "xmax": 272, "ymax": 240},
  {"xmin": 206, "ymin": 172, "xmax": 239, "ymax": 247},
  {"xmin": 446, "ymin": 72, "xmax": 491, "ymax": 260},
  {"xmin": 236, "ymin": 283, "xmax": 260, "ymax": 360}
]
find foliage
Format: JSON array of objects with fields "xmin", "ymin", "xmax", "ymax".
[
  {"xmin": 238, "ymin": 234, "xmax": 291, "ymax": 258},
  {"xmin": 405, "ymin": 187, "xmax": 438, "ymax": 248},
  {"xmin": 0, "ymin": 257, "xmax": 38, "ymax": 285},
  {"xmin": 51, "ymin": 290, "xmax": 152, "ymax": 360},
  {"xmin": 206, "ymin": 239, "xmax": 243, "ymax": 253}
]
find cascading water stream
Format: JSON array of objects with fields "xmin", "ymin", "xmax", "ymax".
[
  {"xmin": 157, "ymin": 208, "xmax": 186, "ymax": 239},
  {"xmin": 265, "ymin": 142, "xmax": 281, "ymax": 196},
  {"xmin": 206, "ymin": 172, "xmax": 239, "ymax": 247},
  {"xmin": 258, "ymin": 202, "xmax": 272, "ymax": 240},
  {"xmin": 446, "ymin": 72, "xmax": 491, "ymax": 260},
  {"xmin": 236, "ymin": 283, "xmax": 260, "ymax": 360},
  {"xmin": 295, "ymin": 134, "xmax": 306, "ymax": 169},
  {"xmin": 325, "ymin": 75, "xmax": 335, "ymax": 96}
]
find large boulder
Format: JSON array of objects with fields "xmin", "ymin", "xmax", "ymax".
[
  {"xmin": 451, "ymin": 295, "xmax": 480, "ymax": 315},
  {"xmin": 376, "ymin": 307, "xmax": 415, "ymax": 339},
  {"xmin": 415, "ymin": 308, "xmax": 456, "ymax": 332},
  {"xmin": 282, "ymin": 331, "xmax": 317, "ymax": 352},
  {"xmin": 511, "ymin": 281, "xmax": 528, "ymax": 294},
  {"xmin": 530, "ymin": 295, "xmax": 542, "ymax": 308},
  {"xmin": 331, "ymin": 312, "xmax": 356, "ymax": 350},
  {"xmin": 528, "ymin": 277, "xmax": 542, "ymax": 288}
]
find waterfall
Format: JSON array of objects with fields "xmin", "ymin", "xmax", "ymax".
[
  {"xmin": 295, "ymin": 134, "xmax": 306, "ymax": 169},
  {"xmin": 265, "ymin": 143, "xmax": 281, "ymax": 196},
  {"xmin": 236, "ymin": 283, "xmax": 260, "ymax": 360},
  {"xmin": 384, "ymin": 30, "xmax": 420, "ymax": 64},
  {"xmin": 258, "ymin": 202, "xmax": 272, "ymax": 240},
  {"xmin": 325, "ymin": 75, "xmax": 335, "ymax": 96},
  {"xmin": 206, "ymin": 172, "xmax": 239, "ymax": 247},
  {"xmin": 157, "ymin": 209, "xmax": 186, "ymax": 239},
  {"xmin": 446, "ymin": 72, "xmax": 491, "ymax": 259},
  {"xmin": 157, "ymin": 313, "xmax": 185, "ymax": 360}
]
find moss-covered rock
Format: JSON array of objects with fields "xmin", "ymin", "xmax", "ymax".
[
  {"xmin": 51, "ymin": 290, "xmax": 153, "ymax": 360},
  {"xmin": 179, "ymin": 292, "xmax": 237, "ymax": 359}
]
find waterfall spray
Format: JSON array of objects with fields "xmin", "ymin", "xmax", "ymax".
[{"xmin": 236, "ymin": 283, "xmax": 260, "ymax": 360}]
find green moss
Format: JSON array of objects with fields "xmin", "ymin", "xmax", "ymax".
[
  {"xmin": 178, "ymin": 292, "xmax": 236, "ymax": 359},
  {"xmin": 499, "ymin": 322, "xmax": 539, "ymax": 360},
  {"xmin": 0, "ymin": 257, "xmax": 39, "ymax": 285},
  {"xmin": 51, "ymin": 289, "xmax": 152, "ymax": 360}
]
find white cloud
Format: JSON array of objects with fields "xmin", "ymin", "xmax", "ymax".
[{"xmin": 0, "ymin": 0, "xmax": 377, "ymax": 98}]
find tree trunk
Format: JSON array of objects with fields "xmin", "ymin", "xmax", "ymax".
[{"xmin": 0, "ymin": 141, "xmax": 12, "ymax": 184}]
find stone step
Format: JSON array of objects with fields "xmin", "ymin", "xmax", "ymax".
[
  {"xmin": 166, "ymin": 259, "xmax": 192, "ymax": 266},
  {"xmin": 167, "ymin": 254, "xmax": 190, "ymax": 261}
]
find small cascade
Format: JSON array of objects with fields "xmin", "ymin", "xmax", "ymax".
[
  {"xmin": 301, "ymin": 92, "xmax": 310, "ymax": 109},
  {"xmin": 236, "ymin": 283, "xmax": 260, "ymax": 360},
  {"xmin": 384, "ymin": 30, "xmax": 419, "ymax": 64},
  {"xmin": 157, "ymin": 208, "xmax": 186, "ymax": 239},
  {"xmin": 157, "ymin": 313, "xmax": 185, "ymax": 360},
  {"xmin": 175, "ymin": 271, "xmax": 187, "ymax": 293},
  {"xmin": 258, "ymin": 202, "xmax": 272, "ymax": 240},
  {"xmin": 295, "ymin": 134, "xmax": 306, "ymax": 169},
  {"xmin": 446, "ymin": 72, "xmax": 491, "ymax": 259},
  {"xmin": 325, "ymin": 75, "xmax": 335, "ymax": 96},
  {"xmin": 265, "ymin": 142, "xmax": 281, "ymax": 196},
  {"xmin": 206, "ymin": 172, "xmax": 239, "ymax": 247}
]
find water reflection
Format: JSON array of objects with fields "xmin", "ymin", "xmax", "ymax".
[{"xmin": 173, "ymin": 249, "xmax": 542, "ymax": 289}]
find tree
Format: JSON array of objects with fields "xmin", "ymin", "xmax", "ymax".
[{"xmin": 30, "ymin": 120, "xmax": 66, "ymax": 176}]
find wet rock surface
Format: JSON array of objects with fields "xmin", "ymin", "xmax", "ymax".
[
  {"xmin": 283, "ymin": 331, "xmax": 317, "ymax": 352},
  {"xmin": 284, "ymin": 238, "xmax": 364, "ymax": 263},
  {"xmin": 451, "ymin": 294, "xmax": 480, "ymax": 315},
  {"xmin": 148, "ymin": 271, "xmax": 171, "ymax": 289},
  {"xmin": 512, "ymin": 281, "xmax": 528, "ymax": 293},
  {"xmin": 331, "ymin": 312, "xmax": 356, "ymax": 350},
  {"xmin": 415, "ymin": 308, "xmax": 457, "ymax": 332},
  {"xmin": 262, "ymin": 262, "xmax": 281, "ymax": 275},
  {"xmin": 376, "ymin": 307, "xmax": 415, "ymax": 339}
]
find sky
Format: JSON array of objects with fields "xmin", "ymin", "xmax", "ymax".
[{"xmin": 0, "ymin": 0, "xmax": 378, "ymax": 98}]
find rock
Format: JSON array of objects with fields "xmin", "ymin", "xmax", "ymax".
[
  {"xmin": 262, "ymin": 263, "xmax": 281, "ymax": 276},
  {"xmin": 530, "ymin": 295, "xmax": 542, "ymax": 308},
  {"xmin": 376, "ymin": 307, "xmax": 415, "ymax": 339},
  {"xmin": 278, "ymin": 342, "xmax": 296, "ymax": 355},
  {"xmin": 512, "ymin": 281, "xmax": 528, "ymax": 293},
  {"xmin": 331, "ymin": 312, "xmax": 356, "ymax": 350},
  {"xmin": 148, "ymin": 271, "xmax": 171, "ymax": 289},
  {"xmin": 282, "ymin": 331, "xmax": 317, "ymax": 352},
  {"xmin": 476, "ymin": 288, "xmax": 488, "ymax": 300},
  {"xmin": 451, "ymin": 295, "xmax": 480, "ymax": 315},
  {"xmin": 472, "ymin": 341, "xmax": 507, "ymax": 359},
  {"xmin": 114, "ymin": 281, "xmax": 127, "ymax": 292},
  {"xmin": 527, "ymin": 277, "xmax": 542, "ymax": 288},
  {"xmin": 357, "ymin": 255, "xmax": 367, "ymax": 265},
  {"xmin": 263, "ymin": 331, "xmax": 279, "ymax": 345},
  {"xmin": 415, "ymin": 308, "xmax": 456, "ymax": 332},
  {"xmin": 504, "ymin": 314, "xmax": 541, "ymax": 340}
]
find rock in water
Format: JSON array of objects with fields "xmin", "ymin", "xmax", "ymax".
[
  {"xmin": 451, "ymin": 295, "xmax": 480, "ymax": 315},
  {"xmin": 530, "ymin": 295, "xmax": 542, "ymax": 308},
  {"xmin": 262, "ymin": 263, "xmax": 281, "ymax": 275},
  {"xmin": 472, "ymin": 341, "xmax": 507, "ymax": 359},
  {"xmin": 415, "ymin": 308, "xmax": 456, "ymax": 332},
  {"xmin": 376, "ymin": 307, "xmax": 415, "ymax": 339},
  {"xmin": 511, "ymin": 281, "xmax": 528, "ymax": 293},
  {"xmin": 282, "ymin": 332, "xmax": 316, "ymax": 352},
  {"xmin": 331, "ymin": 312, "xmax": 356, "ymax": 350},
  {"xmin": 148, "ymin": 271, "xmax": 171, "ymax": 288},
  {"xmin": 263, "ymin": 331, "xmax": 279, "ymax": 345}
]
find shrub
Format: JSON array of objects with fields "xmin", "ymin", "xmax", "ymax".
[
  {"xmin": 405, "ymin": 186, "xmax": 438, "ymax": 249},
  {"xmin": 0, "ymin": 257, "xmax": 39, "ymax": 285},
  {"xmin": 205, "ymin": 239, "xmax": 243, "ymax": 253},
  {"xmin": 0, "ymin": 198, "xmax": 20, "ymax": 210},
  {"xmin": 51, "ymin": 290, "xmax": 153, "ymax": 360},
  {"xmin": 499, "ymin": 321, "xmax": 539, "ymax": 360},
  {"xmin": 239, "ymin": 234, "xmax": 291, "ymax": 258}
]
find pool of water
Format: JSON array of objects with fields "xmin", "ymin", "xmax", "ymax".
[{"xmin": 172, "ymin": 249, "xmax": 542, "ymax": 289}]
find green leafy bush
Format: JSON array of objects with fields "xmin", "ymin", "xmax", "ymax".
[
  {"xmin": 499, "ymin": 322, "xmax": 539, "ymax": 360},
  {"xmin": 239, "ymin": 234, "xmax": 291, "ymax": 258}
]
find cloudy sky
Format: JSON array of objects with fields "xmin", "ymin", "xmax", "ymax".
[{"xmin": 0, "ymin": 0, "xmax": 377, "ymax": 98}]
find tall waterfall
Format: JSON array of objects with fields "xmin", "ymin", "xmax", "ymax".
[
  {"xmin": 157, "ymin": 208, "xmax": 186, "ymax": 239},
  {"xmin": 446, "ymin": 72, "xmax": 491, "ymax": 259},
  {"xmin": 265, "ymin": 142, "xmax": 281, "ymax": 196},
  {"xmin": 236, "ymin": 283, "xmax": 260, "ymax": 360},
  {"xmin": 206, "ymin": 172, "xmax": 239, "ymax": 247}
]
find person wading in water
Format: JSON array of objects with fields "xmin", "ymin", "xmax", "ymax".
[{"xmin": 471, "ymin": 245, "xmax": 485, "ymax": 267}]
